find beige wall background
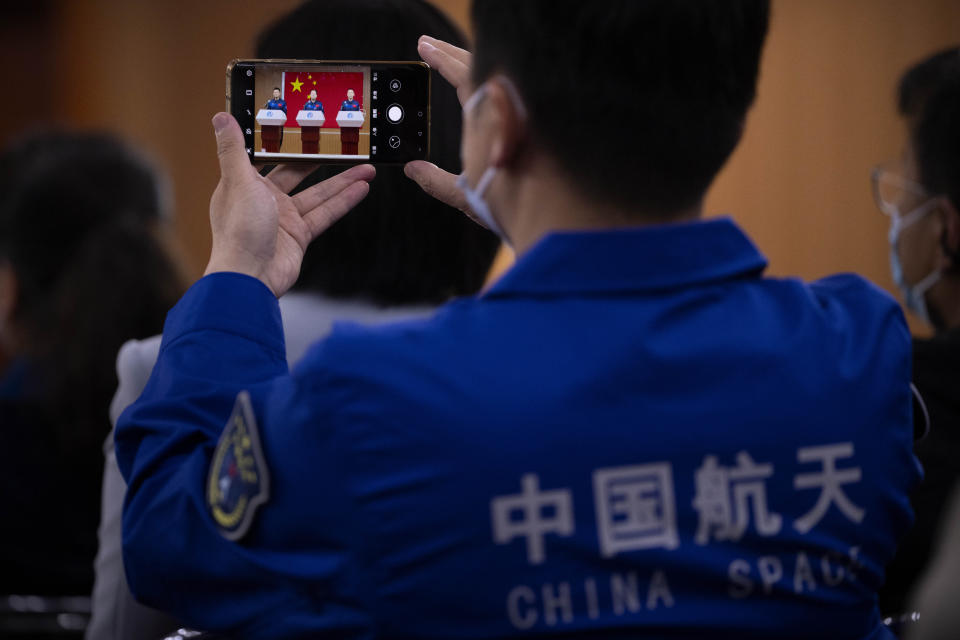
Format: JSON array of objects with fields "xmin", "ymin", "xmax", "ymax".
[
  {"xmin": 706, "ymin": 1, "xmax": 959, "ymax": 336},
  {"xmin": 1, "ymin": 0, "xmax": 957, "ymax": 332}
]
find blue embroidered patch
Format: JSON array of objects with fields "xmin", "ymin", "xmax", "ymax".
[{"xmin": 207, "ymin": 391, "xmax": 270, "ymax": 541}]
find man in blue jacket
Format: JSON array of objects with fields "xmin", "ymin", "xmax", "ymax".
[
  {"xmin": 303, "ymin": 89, "xmax": 323, "ymax": 112},
  {"xmin": 339, "ymin": 88, "xmax": 361, "ymax": 154},
  {"xmin": 341, "ymin": 88, "xmax": 360, "ymax": 111},
  {"xmin": 116, "ymin": 1, "xmax": 919, "ymax": 638},
  {"xmin": 265, "ymin": 87, "xmax": 287, "ymax": 114}
]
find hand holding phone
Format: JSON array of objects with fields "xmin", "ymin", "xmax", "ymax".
[
  {"xmin": 205, "ymin": 112, "xmax": 375, "ymax": 297},
  {"xmin": 404, "ymin": 37, "xmax": 475, "ymax": 218}
]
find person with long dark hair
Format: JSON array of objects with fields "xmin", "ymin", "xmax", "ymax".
[{"xmin": 0, "ymin": 131, "xmax": 184, "ymax": 596}]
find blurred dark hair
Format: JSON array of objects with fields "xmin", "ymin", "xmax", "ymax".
[
  {"xmin": 471, "ymin": 0, "xmax": 770, "ymax": 216},
  {"xmin": 898, "ymin": 47, "xmax": 960, "ymax": 215},
  {"xmin": 256, "ymin": 0, "xmax": 499, "ymax": 305},
  {"xmin": 0, "ymin": 131, "xmax": 185, "ymax": 451}
]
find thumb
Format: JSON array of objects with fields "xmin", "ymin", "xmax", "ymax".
[
  {"xmin": 212, "ymin": 112, "xmax": 251, "ymax": 181},
  {"xmin": 404, "ymin": 160, "xmax": 468, "ymax": 212}
]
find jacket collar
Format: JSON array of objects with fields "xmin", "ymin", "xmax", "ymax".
[{"xmin": 484, "ymin": 216, "xmax": 768, "ymax": 298}]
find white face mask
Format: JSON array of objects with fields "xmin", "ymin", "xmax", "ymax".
[
  {"xmin": 886, "ymin": 198, "xmax": 941, "ymax": 324},
  {"xmin": 455, "ymin": 79, "xmax": 527, "ymax": 244},
  {"xmin": 455, "ymin": 165, "xmax": 502, "ymax": 239}
]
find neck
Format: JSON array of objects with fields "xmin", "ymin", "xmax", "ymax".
[
  {"xmin": 495, "ymin": 156, "xmax": 701, "ymax": 254},
  {"xmin": 929, "ymin": 274, "xmax": 960, "ymax": 333}
]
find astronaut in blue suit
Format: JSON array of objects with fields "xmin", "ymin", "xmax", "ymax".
[
  {"xmin": 116, "ymin": 3, "xmax": 919, "ymax": 639},
  {"xmin": 265, "ymin": 87, "xmax": 287, "ymax": 114},
  {"xmin": 341, "ymin": 88, "xmax": 360, "ymax": 111},
  {"xmin": 303, "ymin": 89, "xmax": 323, "ymax": 112}
]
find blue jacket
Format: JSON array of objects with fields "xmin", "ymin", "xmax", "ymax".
[
  {"xmin": 302, "ymin": 100, "xmax": 323, "ymax": 112},
  {"xmin": 116, "ymin": 218, "xmax": 919, "ymax": 639},
  {"xmin": 265, "ymin": 98, "xmax": 287, "ymax": 114},
  {"xmin": 341, "ymin": 100, "xmax": 360, "ymax": 111}
]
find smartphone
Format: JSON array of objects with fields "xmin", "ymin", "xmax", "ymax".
[{"xmin": 226, "ymin": 59, "xmax": 430, "ymax": 164}]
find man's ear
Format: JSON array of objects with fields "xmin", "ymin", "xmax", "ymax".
[
  {"xmin": 938, "ymin": 197, "xmax": 960, "ymax": 268},
  {"xmin": 485, "ymin": 80, "xmax": 525, "ymax": 169}
]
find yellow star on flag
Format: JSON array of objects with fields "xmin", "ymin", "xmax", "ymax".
[
  {"xmin": 307, "ymin": 74, "xmax": 312, "ymax": 79},
  {"xmin": 290, "ymin": 77, "xmax": 304, "ymax": 92},
  {"xmin": 312, "ymin": 80, "xmax": 317, "ymax": 85}
]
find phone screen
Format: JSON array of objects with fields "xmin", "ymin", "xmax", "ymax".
[{"xmin": 227, "ymin": 59, "xmax": 430, "ymax": 164}]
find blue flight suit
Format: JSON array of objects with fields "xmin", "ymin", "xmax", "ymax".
[
  {"xmin": 116, "ymin": 218, "xmax": 920, "ymax": 639},
  {"xmin": 341, "ymin": 99, "xmax": 360, "ymax": 111},
  {"xmin": 302, "ymin": 99, "xmax": 323, "ymax": 112},
  {"xmin": 265, "ymin": 98, "xmax": 287, "ymax": 114}
]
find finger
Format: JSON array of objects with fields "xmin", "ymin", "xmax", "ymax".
[
  {"xmin": 212, "ymin": 113, "xmax": 254, "ymax": 182},
  {"xmin": 420, "ymin": 35, "xmax": 471, "ymax": 67},
  {"xmin": 300, "ymin": 181, "xmax": 372, "ymax": 240},
  {"xmin": 265, "ymin": 163, "xmax": 319, "ymax": 194},
  {"xmin": 404, "ymin": 161, "xmax": 469, "ymax": 213},
  {"xmin": 291, "ymin": 164, "xmax": 376, "ymax": 214},
  {"xmin": 418, "ymin": 39, "xmax": 471, "ymax": 104}
]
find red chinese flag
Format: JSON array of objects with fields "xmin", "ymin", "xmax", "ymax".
[{"xmin": 282, "ymin": 71, "xmax": 364, "ymax": 128}]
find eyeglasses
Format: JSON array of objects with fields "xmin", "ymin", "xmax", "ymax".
[{"xmin": 871, "ymin": 164, "xmax": 932, "ymax": 220}]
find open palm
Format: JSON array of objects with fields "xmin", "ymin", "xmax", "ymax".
[{"xmin": 205, "ymin": 112, "xmax": 376, "ymax": 297}]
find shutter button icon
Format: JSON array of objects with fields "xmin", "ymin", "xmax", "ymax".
[{"xmin": 386, "ymin": 104, "xmax": 404, "ymax": 123}]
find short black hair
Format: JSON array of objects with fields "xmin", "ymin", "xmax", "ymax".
[
  {"xmin": 471, "ymin": 0, "xmax": 770, "ymax": 215},
  {"xmin": 257, "ymin": 0, "xmax": 499, "ymax": 305},
  {"xmin": 898, "ymin": 47, "xmax": 960, "ymax": 213},
  {"xmin": 273, "ymin": 86, "xmax": 281, "ymax": 92}
]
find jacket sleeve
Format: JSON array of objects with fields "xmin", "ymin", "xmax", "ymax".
[{"xmin": 114, "ymin": 273, "xmax": 369, "ymax": 638}]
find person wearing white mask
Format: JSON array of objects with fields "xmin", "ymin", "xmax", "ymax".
[
  {"xmin": 872, "ymin": 47, "xmax": 960, "ymax": 618},
  {"xmin": 115, "ymin": 3, "xmax": 920, "ymax": 637},
  {"xmin": 875, "ymin": 155, "xmax": 960, "ymax": 327}
]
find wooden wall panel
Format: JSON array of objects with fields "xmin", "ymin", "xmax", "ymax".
[
  {"xmin": 49, "ymin": 0, "xmax": 303, "ymax": 277},
  {"xmin": 429, "ymin": 0, "xmax": 471, "ymax": 35},
  {"xmin": 0, "ymin": 2, "xmax": 58, "ymax": 145},
  {"xmin": 706, "ymin": 0, "xmax": 960, "ymax": 335},
  {"xmin": 7, "ymin": 0, "xmax": 958, "ymax": 334}
]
